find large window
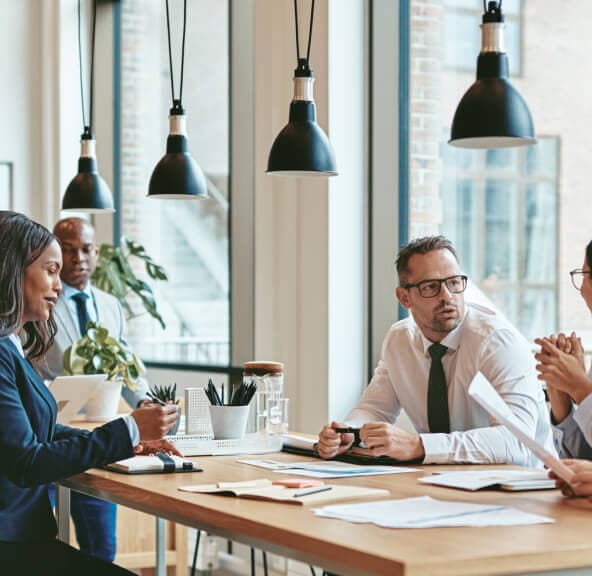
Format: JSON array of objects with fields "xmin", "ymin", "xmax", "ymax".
[
  {"xmin": 440, "ymin": 139, "xmax": 559, "ymax": 339},
  {"xmin": 117, "ymin": 0, "xmax": 230, "ymax": 366},
  {"xmin": 406, "ymin": 0, "xmax": 559, "ymax": 342}
]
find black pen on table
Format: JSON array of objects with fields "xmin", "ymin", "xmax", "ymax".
[{"xmin": 293, "ymin": 486, "xmax": 333, "ymax": 498}]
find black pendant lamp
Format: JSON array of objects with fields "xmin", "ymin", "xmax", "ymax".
[
  {"xmin": 449, "ymin": 0, "xmax": 535, "ymax": 149},
  {"xmin": 148, "ymin": 0, "xmax": 208, "ymax": 200},
  {"xmin": 267, "ymin": 0, "xmax": 337, "ymax": 177},
  {"xmin": 62, "ymin": 0, "xmax": 114, "ymax": 213}
]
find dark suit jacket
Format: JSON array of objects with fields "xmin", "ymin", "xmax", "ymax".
[{"xmin": 0, "ymin": 337, "xmax": 133, "ymax": 543}]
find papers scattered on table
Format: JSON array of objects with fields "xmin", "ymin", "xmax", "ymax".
[
  {"xmin": 468, "ymin": 372, "xmax": 575, "ymax": 484},
  {"xmin": 178, "ymin": 478, "xmax": 389, "ymax": 506},
  {"xmin": 313, "ymin": 496, "xmax": 554, "ymax": 528},
  {"xmin": 419, "ymin": 469, "xmax": 556, "ymax": 492},
  {"xmin": 237, "ymin": 459, "xmax": 419, "ymax": 478}
]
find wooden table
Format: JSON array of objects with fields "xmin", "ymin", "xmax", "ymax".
[{"xmin": 57, "ymin": 453, "xmax": 592, "ymax": 576}]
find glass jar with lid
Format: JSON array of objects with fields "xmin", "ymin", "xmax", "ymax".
[{"xmin": 243, "ymin": 361, "xmax": 284, "ymax": 434}]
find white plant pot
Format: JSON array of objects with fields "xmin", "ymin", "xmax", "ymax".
[{"xmin": 84, "ymin": 378, "xmax": 122, "ymax": 421}]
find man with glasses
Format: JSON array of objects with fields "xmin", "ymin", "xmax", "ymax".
[{"xmin": 318, "ymin": 235, "xmax": 553, "ymax": 464}]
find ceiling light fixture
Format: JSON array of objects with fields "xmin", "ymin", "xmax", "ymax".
[
  {"xmin": 147, "ymin": 0, "xmax": 208, "ymax": 199},
  {"xmin": 267, "ymin": 0, "xmax": 337, "ymax": 177},
  {"xmin": 62, "ymin": 0, "xmax": 114, "ymax": 213},
  {"xmin": 449, "ymin": 0, "xmax": 536, "ymax": 149}
]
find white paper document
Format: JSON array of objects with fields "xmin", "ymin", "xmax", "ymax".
[
  {"xmin": 237, "ymin": 459, "xmax": 419, "ymax": 478},
  {"xmin": 468, "ymin": 372, "xmax": 575, "ymax": 485},
  {"xmin": 313, "ymin": 496, "xmax": 554, "ymax": 528},
  {"xmin": 418, "ymin": 469, "xmax": 556, "ymax": 491}
]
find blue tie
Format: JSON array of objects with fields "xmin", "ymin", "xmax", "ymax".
[{"xmin": 72, "ymin": 292, "xmax": 91, "ymax": 336}]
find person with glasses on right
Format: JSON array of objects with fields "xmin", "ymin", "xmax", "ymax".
[
  {"xmin": 535, "ymin": 240, "xmax": 592, "ymax": 497},
  {"xmin": 318, "ymin": 235, "xmax": 553, "ymax": 465}
]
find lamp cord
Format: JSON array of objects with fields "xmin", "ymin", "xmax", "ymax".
[
  {"xmin": 165, "ymin": 0, "xmax": 188, "ymax": 109},
  {"xmin": 77, "ymin": 0, "xmax": 97, "ymax": 135},
  {"xmin": 293, "ymin": 0, "xmax": 316, "ymax": 66}
]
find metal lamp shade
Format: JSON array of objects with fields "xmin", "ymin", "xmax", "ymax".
[
  {"xmin": 62, "ymin": 156, "xmax": 114, "ymax": 213},
  {"xmin": 449, "ymin": 76, "xmax": 535, "ymax": 149},
  {"xmin": 267, "ymin": 100, "xmax": 337, "ymax": 177},
  {"xmin": 147, "ymin": 134, "xmax": 208, "ymax": 199}
]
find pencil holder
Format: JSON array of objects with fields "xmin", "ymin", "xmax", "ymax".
[{"xmin": 208, "ymin": 405, "xmax": 250, "ymax": 439}]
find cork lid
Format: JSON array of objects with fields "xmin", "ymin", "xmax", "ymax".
[{"xmin": 243, "ymin": 361, "xmax": 284, "ymax": 375}]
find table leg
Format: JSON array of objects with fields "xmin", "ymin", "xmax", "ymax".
[
  {"xmin": 56, "ymin": 485, "xmax": 71, "ymax": 544},
  {"xmin": 156, "ymin": 517, "xmax": 166, "ymax": 576}
]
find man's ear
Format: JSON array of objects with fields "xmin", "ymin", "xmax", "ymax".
[{"xmin": 396, "ymin": 286, "xmax": 410, "ymax": 309}]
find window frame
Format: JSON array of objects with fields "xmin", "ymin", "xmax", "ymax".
[{"xmin": 111, "ymin": 0, "xmax": 252, "ymax": 374}]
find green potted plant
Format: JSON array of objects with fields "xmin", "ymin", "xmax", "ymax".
[
  {"xmin": 92, "ymin": 237, "xmax": 168, "ymax": 329},
  {"xmin": 63, "ymin": 322, "xmax": 146, "ymax": 420},
  {"xmin": 149, "ymin": 383, "xmax": 179, "ymax": 405}
]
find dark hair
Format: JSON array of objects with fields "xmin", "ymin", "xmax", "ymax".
[
  {"xmin": 0, "ymin": 211, "xmax": 58, "ymax": 359},
  {"xmin": 587, "ymin": 240, "xmax": 592, "ymax": 271},
  {"xmin": 395, "ymin": 235, "xmax": 459, "ymax": 285}
]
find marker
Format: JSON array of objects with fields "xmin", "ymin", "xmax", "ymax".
[{"xmin": 293, "ymin": 486, "xmax": 333, "ymax": 498}]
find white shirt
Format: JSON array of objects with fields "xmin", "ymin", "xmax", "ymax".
[
  {"xmin": 346, "ymin": 303, "xmax": 555, "ymax": 466},
  {"xmin": 10, "ymin": 332, "xmax": 139, "ymax": 446}
]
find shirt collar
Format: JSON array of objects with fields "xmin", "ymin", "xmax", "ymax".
[
  {"xmin": 62, "ymin": 281, "xmax": 93, "ymax": 300},
  {"xmin": 415, "ymin": 305, "xmax": 469, "ymax": 356},
  {"xmin": 8, "ymin": 333, "xmax": 24, "ymax": 358}
]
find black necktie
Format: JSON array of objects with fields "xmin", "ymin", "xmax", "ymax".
[
  {"xmin": 72, "ymin": 292, "xmax": 91, "ymax": 336},
  {"xmin": 427, "ymin": 343, "xmax": 450, "ymax": 433}
]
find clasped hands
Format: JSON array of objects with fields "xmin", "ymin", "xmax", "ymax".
[
  {"xmin": 534, "ymin": 332, "xmax": 592, "ymax": 422},
  {"xmin": 317, "ymin": 421, "xmax": 425, "ymax": 462}
]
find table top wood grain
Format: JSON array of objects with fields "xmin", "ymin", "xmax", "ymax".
[{"xmin": 59, "ymin": 452, "xmax": 592, "ymax": 576}]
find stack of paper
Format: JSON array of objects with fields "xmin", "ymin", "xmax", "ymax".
[
  {"xmin": 313, "ymin": 496, "xmax": 553, "ymax": 528},
  {"xmin": 237, "ymin": 459, "xmax": 419, "ymax": 478}
]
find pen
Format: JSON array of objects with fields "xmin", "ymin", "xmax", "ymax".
[
  {"xmin": 293, "ymin": 486, "xmax": 333, "ymax": 498},
  {"xmin": 333, "ymin": 426, "xmax": 360, "ymax": 434},
  {"xmin": 332, "ymin": 426, "xmax": 362, "ymax": 448}
]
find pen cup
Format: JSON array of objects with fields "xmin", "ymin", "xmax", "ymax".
[{"xmin": 208, "ymin": 405, "xmax": 250, "ymax": 439}]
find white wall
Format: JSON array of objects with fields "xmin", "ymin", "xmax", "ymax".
[{"xmin": 0, "ymin": 0, "xmax": 42, "ymax": 218}]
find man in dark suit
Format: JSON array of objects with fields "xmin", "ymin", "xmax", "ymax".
[{"xmin": 37, "ymin": 217, "xmax": 151, "ymax": 562}]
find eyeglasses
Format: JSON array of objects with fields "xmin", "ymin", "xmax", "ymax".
[
  {"xmin": 403, "ymin": 275, "xmax": 468, "ymax": 299},
  {"xmin": 569, "ymin": 268, "xmax": 592, "ymax": 291}
]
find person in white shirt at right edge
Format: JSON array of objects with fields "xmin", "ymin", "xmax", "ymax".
[
  {"xmin": 317, "ymin": 235, "xmax": 554, "ymax": 466},
  {"xmin": 535, "ymin": 239, "xmax": 592, "ymax": 498}
]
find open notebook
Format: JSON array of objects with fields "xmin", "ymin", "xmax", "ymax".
[
  {"xmin": 419, "ymin": 469, "xmax": 556, "ymax": 492},
  {"xmin": 178, "ymin": 479, "xmax": 389, "ymax": 506}
]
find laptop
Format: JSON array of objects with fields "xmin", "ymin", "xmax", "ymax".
[
  {"xmin": 468, "ymin": 372, "xmax": 575, "ymax": 485},
  {"xmin": 48, "ymin": 374, "xmax": 106, "ymax": 424}
]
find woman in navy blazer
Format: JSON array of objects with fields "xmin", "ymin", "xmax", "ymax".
[{"xmin": 0, "ymin": 211, "xmax": 179, "ymax": 575}]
